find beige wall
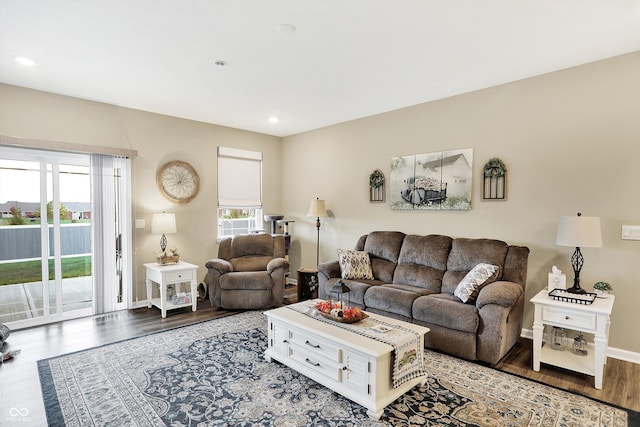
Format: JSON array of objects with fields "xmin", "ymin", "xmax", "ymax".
[
  {"xmin": 1, "ymin": 51, "xmax": 639, "ymax": 355},
  {"xmin": 0, "ymin": 83, "xmax": 282, "ymax": 304},
  {"xmin": 283, "ymin": 51, "xmax": 640, "ymax": 355}
]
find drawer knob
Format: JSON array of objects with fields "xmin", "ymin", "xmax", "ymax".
[
  {"xmin": 305, "ymin": 340, "xmax": 321, "ymax": 349},
  {"xmin": 305, "ymin": 358, "xmax": 320, "ymax": 367},
  {"xmin": 283, "ymin": 339, "xmax": 288, "ymax": 343},
  {"xmin": 565, "ymin": 316, "xmax": 570, "ymax": 320}
]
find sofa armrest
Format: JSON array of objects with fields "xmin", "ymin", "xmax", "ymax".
[
  {"xmin": 205, "ymin": 258, "xmax": 233, "ymax": 275},
  {"xmin": 476, "ymin": 281, "xmax": 522, "ymax": 309},
  {"xmin": 267, "ymin": 257, "xmax": 289, "ymax": 274},
  {"xmin": 318, "ymin": 260, "xmax": 341, "ymax": 281}
]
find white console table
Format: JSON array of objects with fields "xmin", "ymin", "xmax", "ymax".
[
  {"xmin": 145, "ymin": 261, "xmax": 198, "ymax": 318},
  {"xmin": 530, "ymin": 289, "xmax": 614, "ymax": 389}
]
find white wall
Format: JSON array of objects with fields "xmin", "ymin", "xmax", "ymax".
[{"xmin": 282, "ymin": 51, "xmax": 640, "ymax": 354}]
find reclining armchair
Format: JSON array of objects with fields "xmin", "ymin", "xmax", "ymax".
[{"xmin": 204, "ymin": 233, "xmax": 289, "ymax": 310}]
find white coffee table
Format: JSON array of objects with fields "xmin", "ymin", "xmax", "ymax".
[{"xmin": 264, "ymin": 302, "xmax": 429, "ymax": 420}]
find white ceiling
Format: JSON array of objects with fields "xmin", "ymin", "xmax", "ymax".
[{"xmin": 1, "ymin": 1, "xmax": 640, "ymax": 137}]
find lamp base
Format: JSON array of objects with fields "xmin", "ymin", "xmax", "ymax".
[{"xmin": 566, "ymin": 285, "xmax": 586, "ymax": 294}]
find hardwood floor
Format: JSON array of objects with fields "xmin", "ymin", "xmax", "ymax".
[
  {"xmin": 0, "ymin": 298, "xmax": 637, "ymax": 426},
  {"xmin": 495, "ymin": 338, "xmax": 640, "ymax": 412}
]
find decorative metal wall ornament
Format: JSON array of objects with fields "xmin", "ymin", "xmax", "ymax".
[
  {"xmin": 482, "ymin": 157, "xmax": 506, "ymax": 200},
  {"xmin": 369, "ymin": 169, "xmax": 385, "ymax": 202}
]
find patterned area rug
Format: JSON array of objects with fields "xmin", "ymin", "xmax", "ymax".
[{"xmin": 38, "ymin": 311, "xmax": 634, "ymax": 426}]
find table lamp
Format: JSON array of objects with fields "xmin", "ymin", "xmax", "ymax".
[
  {"xmin": 556, "ymin": 212, "xmax": 602, "ymax": 294},
  {"xmin": 151, "ymin": 212, "xmax": 177, "ymax": 253}
]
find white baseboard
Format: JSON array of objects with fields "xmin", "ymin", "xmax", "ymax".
[
  {"xmin": 131, "ymin": 300, "xmax": 148, "ymax": 309},
  {"xmin": 520, "ymin": 328, "xmax": 640, "ymax": 365}
]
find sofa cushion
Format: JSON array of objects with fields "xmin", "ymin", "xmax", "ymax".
[
  {"xmin": 230, "ymin": 233, "xmax": 274, "ymax": 258},
  {"xmin": 230, "ymin": 256, "xmax": 272, "ymax": 272},
  {"xmin": 412, "ymin": 294, "xmax": 479, "ymax": 333},
  {"xmin": 321, "ymin": 277, "xmax": 384, "ymax": 308},
  {"xmin": 442, "ymin": 238, "xmax": 508, "ymax": 294},
  {"xmin": 453, "ymin": 263, "xmax": 499, "ymax": 303},
  {"xmin": 362, "ymin": 231, "xmax": 405, "ymax": 282},
  {"xmin": 393, "ymin": 234, "xmax": 452, "ymax": 291},
  {"xmin": 364, "ymin": 284, "xmax": 435, "ymax": 318},
  {"xmin": 337, "ymin": 249, "xmax": 374, "ymax": 280},
  {"xmin": 219, "ymin": 271, "xmax": 273, "ymax": 290}
]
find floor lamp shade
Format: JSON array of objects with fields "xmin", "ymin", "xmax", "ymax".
[
  {"xmin": 152, "ymin": 212, "xmax": 177, "ymax": 252},
  {"xmin": 307, "ymin": 198, "xmax": 327, "ymax": 218},
  {"xmin": 307, "ymin": 198, "xmax": 327, "ymax": 267},
  {"xmin": 556, "ymin": 213, "xmax": 601, "ymax": 293}
]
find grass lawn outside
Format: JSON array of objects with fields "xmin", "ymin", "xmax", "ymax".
[{"xmin": 0, "ymin": 256, "xmax": 91, "ymax": 286}]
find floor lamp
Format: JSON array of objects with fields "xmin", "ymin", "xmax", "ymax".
[
  {"xmin": 556, "ymin": 212, "xmax": 602, "ymax": 294},
  {"xmin": 307, "ymin": 198, "xmax": 327, "ymax": 267}
]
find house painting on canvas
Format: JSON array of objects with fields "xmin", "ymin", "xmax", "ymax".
[{"xmin": 390, "ymin": 148, "xmax": 473, "ymax": 210}]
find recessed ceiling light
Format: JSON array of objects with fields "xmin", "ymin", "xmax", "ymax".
[
  {"xmin": 277, "ymin": 24, "xmax": 296, "ymax": 35},
  {"xmin": 15, "ymin": 56, "xmax": 37, "ymax": 67},
  {"xmin": 268, "ymin": 117, "xmax": 279, "ymax": 124}
]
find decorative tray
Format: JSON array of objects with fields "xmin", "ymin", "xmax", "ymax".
[
  {"xmin": 548, "ymin": 288, "xmax": 596, "ymax": 305},
  {"xmin": 318, "ymin": 312, "xmax": 369, "ymax": 324}
]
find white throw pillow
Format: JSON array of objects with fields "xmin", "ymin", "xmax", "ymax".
[
  {"xmin": 337, "ymin": 249, "xmax": 374, "ymax": 280},
  {"xmin": 454, "ymin": 263, "xmax": 499, "ymax": 303}
]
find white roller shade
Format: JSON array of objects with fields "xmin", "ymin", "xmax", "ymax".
[{"xmin": 217, "ymin": 147, "xmax": 262, "ymax": 208}]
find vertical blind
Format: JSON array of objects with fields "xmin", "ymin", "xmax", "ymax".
[
  {"xmin": 217, "ymin": 146, "xmax": 262, "ymax": 208},
  {"xmin": 91, "ymin": 153, "xmax": 132, "ymax": 314}
]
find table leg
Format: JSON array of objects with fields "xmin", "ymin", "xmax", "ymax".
[
  {"xmin": 532, "ymin": 305, "xmax": 544, "ymax": 372},
  {"xmin": 593, "ymin": 312, "xmax": 609, "ymax": 389},
  {"xmin": 190, "ymin": 278, "xmax": 197, "ymax": 312},
  {"xmin": 159, "ymin": 283, "xmax": 167, "ymax": 318},
  {"xmin": 146, "ymin": 278, "xmax": 152, "ymax": 309}
]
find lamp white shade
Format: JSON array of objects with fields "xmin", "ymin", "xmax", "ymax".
[
  {"xmin": 556, "ymin": 215, "xmax": 602, "ymax": 248},
  {"xmin": 151, "ymin": 213, "xmax": 177, "ymax": 234},
  {"xmin": 307, "ymin": 198, "xmax": 327, "ymax": 218}
]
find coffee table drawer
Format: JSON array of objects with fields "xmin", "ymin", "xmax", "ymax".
[
  {"xmin": 288, "ymin": 329, "xmax": 342, "ymax": 363},
  {"xmin": 289, "ymin": 343, "xmax": 341, "ymax": 382}
]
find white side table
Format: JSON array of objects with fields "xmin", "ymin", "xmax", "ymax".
[
  {"xmin": 530, "ymin": 289, "xmax": 615, "ymax": 389},
  {"xmin": 145, "ymin": 261, "xmax": 198, "ymax": 318}
]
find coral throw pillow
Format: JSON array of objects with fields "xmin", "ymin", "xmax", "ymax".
[
  {"xmin": 337, "ymin": 249, "xmax": 374, "ymax": 280},
  {"xmin": 454, "ymin": 263, "xmax": 499, "ymax": 303}
]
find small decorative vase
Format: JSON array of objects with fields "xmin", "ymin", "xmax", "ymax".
[
  {"xmin": 594, "ymin": 289, "xmax": 609, "ymax": 297},
  {"xmin": 549, "ymin": 327, "xmax": 567, "ymax": 351}
]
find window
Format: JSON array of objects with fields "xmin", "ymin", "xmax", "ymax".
[{"xmin": 217, "ymin": 147, "xmax": 262, "ymax": 239}]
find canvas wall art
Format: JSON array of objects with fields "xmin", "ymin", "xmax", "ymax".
[{"xmin": 390, "ymin": 148, "xmax": 473, "ymax": 210}]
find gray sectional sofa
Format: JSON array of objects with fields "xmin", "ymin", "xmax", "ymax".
[{"xmin": 317, "ymin": 231, "xmax": 530, "ymax": 365}]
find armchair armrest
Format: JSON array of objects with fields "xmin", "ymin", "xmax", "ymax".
[
  {"xmin": 476, "ymin": 281, "xmax": 522, "ymax": 309},
  {"xmin": 267, "ymin": 257, "xmax": 289, "ymax": 274},
  {"xmin": 205, "ymin": 258, "xmax": 233, "ymax": 275},
  {"xmin": 317, "ymin": 260, "xmax": 341, "ymax": 281}
]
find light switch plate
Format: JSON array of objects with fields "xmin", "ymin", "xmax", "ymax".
[
  {"xmin": 135, "ymin": 219, "xmax": 146, "ymax": 229},
  {"xmin": 621, "ymin": 225, "xmax": 640, "ymax": 240}
]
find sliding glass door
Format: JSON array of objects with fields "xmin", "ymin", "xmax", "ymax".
[{"xmin": 0, "ymin": 146, "xmax": 131, "ymax": 328}]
